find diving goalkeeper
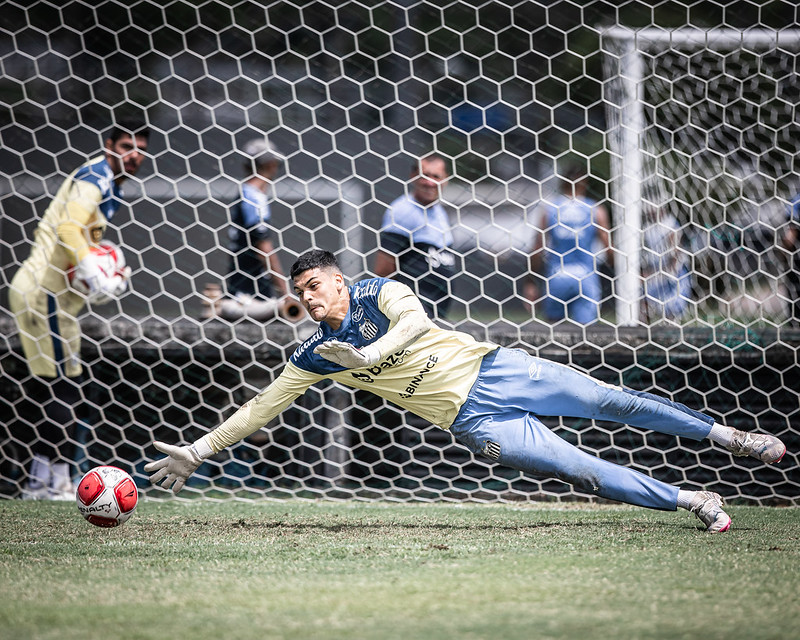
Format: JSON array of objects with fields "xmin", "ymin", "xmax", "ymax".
[{"xmin": 146, "ymin": 249, "xmax": 787, "ymax": 533}]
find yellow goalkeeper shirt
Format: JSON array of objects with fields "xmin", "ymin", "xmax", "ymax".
[
  {"xmin": 203, "ymin": 279, "xmax": 497, "ymax": 454},
  {"xmin": 13, "ymin": 154, "xmax": 123, "ymax": 297}
]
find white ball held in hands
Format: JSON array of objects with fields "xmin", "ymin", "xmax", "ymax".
[{"xmin": 70, "ymin": 240, "xmax": 130, "ymax": 305}]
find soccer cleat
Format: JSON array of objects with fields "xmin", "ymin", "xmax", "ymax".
[
  {"xmin": 688, "ymin": 491, "xmax": 731, "ymax": 533},
  {"xmin": 726, "ymin": 430, "xmax": 786, "ymax": 464}
]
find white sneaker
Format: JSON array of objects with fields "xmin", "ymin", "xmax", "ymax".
[
  {"xmin": 48, "ymin": 485, "xmax": 76, "ymax": 501},
  {"xmin": 727, "ymin": 430, "xmax": 786, "ymax": 464},
  {"xmin": 21, "ymin": 482, "xmax": 49, "ymax": 500},
  {"xmin": 688, "ymin": 491, "xmax": 731, "ymax": 533},
  {"xmin": 48, "ymin": 472, "xmax": 77, "ymax": 501}
]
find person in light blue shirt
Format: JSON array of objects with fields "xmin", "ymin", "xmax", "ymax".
[
  {"xmin": 374, "ymin": 154, "xmax": 457, "ymax": 319},
  {"xmin": 641, "ymin": 206, "xmax": 692, "ymax": 321},
  {"xmin": 527, "ymin": 168, "xmax": 613, "ymax": 324}
]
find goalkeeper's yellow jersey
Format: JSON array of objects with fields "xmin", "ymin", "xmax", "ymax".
[
  {"xmin": 13, "ymin": 155, "xmax": 122, "ymax": 299},
  {"xmin": 204, "ymin": 279, "xmax": 498, "ymax": 454}
]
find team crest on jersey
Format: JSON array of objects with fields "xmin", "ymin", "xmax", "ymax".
[{"xmin": 359, "ymin": 319, "xmax": 379, "ymax": 341}]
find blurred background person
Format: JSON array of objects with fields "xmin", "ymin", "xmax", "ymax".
[
  {"xmin": 373, "ymin": 154, "xmax": 456, "ymax": 320},
  {"xmin": 783, "ymin": 191, "xmax": 800, "ymax": 325},
  {"xmin": 8, "ymin": 119, "xmax": 149, "ymax": 499},
  {"xmin": 641, "ymin": 205, "xmax": 692, "ymax": 322},
  {"xmin": 525, "ymin": 166, "xmax": 613, "ymax": 325},
  {"xmin": 204, "ymin": 138, "xmax": 302, "ymax": 322}
]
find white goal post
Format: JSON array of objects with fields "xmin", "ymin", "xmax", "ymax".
[{"xmin": 603, "ymin": 26, "xmax": 800, "ymax": 325}]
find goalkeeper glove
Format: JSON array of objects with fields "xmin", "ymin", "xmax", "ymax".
[
  {"xmin": 313, "ymin": 340, "xmax": 380, "ymax": 369},
  {"xmin": 144, "ymin": 440, "xmax": 212, "ymax": 494},
  {"xmin": 72, "ymin": 253, "xmax": 131, "ymax": 305}
]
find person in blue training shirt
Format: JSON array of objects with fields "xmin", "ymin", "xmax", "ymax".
[
  {"xmin": 204, "ymin": 138, "xmax": 301, "ymax": 321},
  {"xmin": 641, "ymin": 205, "xmax": 692, "ymax": 322},
  {"xmin": 526, "ymin": 167, "xmax": 613, "ymax": 324},
  {"xmin": 9, "ymin": 119, "xmax": 149, "ymax": 499},
  {"xmin": 146, "ymin": 249, "xmax": 788, "ymax": 533},
  {"xmin": 373, "ymin": 154, "xmax": 457, "ymax": 319}
]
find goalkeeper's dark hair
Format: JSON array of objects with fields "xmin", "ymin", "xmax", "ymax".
[
  {"xmin": 108, "ymin": 119, "xmax": 150, "ymax": 144},
  {"xmin": 290, "ymin": 249, "xmax": 341, "ymax": 280}
]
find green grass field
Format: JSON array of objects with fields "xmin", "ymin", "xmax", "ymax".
[{"xmin": 1, "ymin": 499, "xmax": 798, "ymax": 640}]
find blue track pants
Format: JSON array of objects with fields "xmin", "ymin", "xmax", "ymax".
[{"xmin": 450, "ymin": 348, "xmax": 715, "ymax": 510}]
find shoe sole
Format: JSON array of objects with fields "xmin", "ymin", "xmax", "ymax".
[
  {"xmin": 769, "ymin": 446, "xmax": 787, "ymax": 464},
  {"xmin": 711, "ymin": 516, "xmax": 732, "ymax": 533}
]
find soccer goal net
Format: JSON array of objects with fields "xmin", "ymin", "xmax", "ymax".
[
  {"xmin": 0, "ymin": 3, "xmax": 797, "ymax": 505},
  {"xmin": 603, "ymin": 26, "xmax": 800, "ymax": 326}
]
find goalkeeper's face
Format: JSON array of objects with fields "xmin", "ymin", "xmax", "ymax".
[
  {"xmin": 105, "ymin": 133, "xmax": 149, "ymax": 181},
  {"xmin": 293, "ymin": 267, "xmax": 349, "ymax": 329}
]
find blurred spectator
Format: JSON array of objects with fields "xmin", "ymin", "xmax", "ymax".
[
  {"xmin": 8, "ymin": 119, "xmax": 149, "ymax": 499},
  {"xmin": 640, "ymin": 206, "xmax": 692, "ymax": 322},
  {"xmin": 525, "ymin": 168, "xmax": 613, "ymax": 324},
  {"xmin": 203, "ymin": 138, "xmax": 303, "ymax": 322},
  {"xmin": 373, "ymin": 154, "xmax": 456, "ymax": 319},
  {"xmin": 783, "ymin": 193, "xmax": 800, "ymax": 325}
]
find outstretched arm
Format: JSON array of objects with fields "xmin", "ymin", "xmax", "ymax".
[
  {"xmin": 314, "ymin": 281, "xmax": 433, "ymax": 368},
  {"xmin": 144, "ymin": 363, "xmax": 320, "ymax": 493}
]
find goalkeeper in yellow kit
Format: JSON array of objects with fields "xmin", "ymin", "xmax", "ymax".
[
  {"xmin": 9, "ymin": 120, "xmax": 149, "ymax": 499},
  {"xmin": 146, "ymin": 249, "xmax": 787, "ymax": 532}
]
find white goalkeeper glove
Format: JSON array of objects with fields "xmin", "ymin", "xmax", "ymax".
[
  {"xmin": 72, "ymin": 253, "xmax": 131, "ymax": 305},
  {"xmin": 313, "ymin": 340, "xmax": 380, "ymax": 369},
  {"xmin": 143, "ymin": 440, "xmax": 212, "ymax": 494}
]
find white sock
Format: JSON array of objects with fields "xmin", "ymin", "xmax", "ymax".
[
  {"xmin": 29, "ymin": 454, "xmax": 51, "ymax": 488},
  {"xmin": 50, "ymin": 462, "xmax": 71, "ymax": 489},
  {"xmin": 676, "ymin": 489, "xmax": 696, "ymax": 510},
  {"xmin": 707, "ymin": 423, "xmax": 735, "ymax": 447}
]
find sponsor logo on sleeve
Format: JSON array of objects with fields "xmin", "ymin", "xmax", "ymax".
[{"xmin": 293, "ymin": 328, "xmax": 323, "ymax": 358}]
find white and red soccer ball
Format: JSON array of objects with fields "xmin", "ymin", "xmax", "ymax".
[
  {"xmin": 76, "ymin": 466, "xmax": 138, "ymax": 528},
  {"xmin": 68, "ymin": 240, "xmax": 127, "ymax": 291}
]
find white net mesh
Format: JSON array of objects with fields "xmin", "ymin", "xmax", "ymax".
[
  {"xmin": 1, "ymin": 2, "xmax": 797, "ymax": 504},
  {"xmin": 603, "ymin": 26, "xmax": 800, "ymax": 325}
]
